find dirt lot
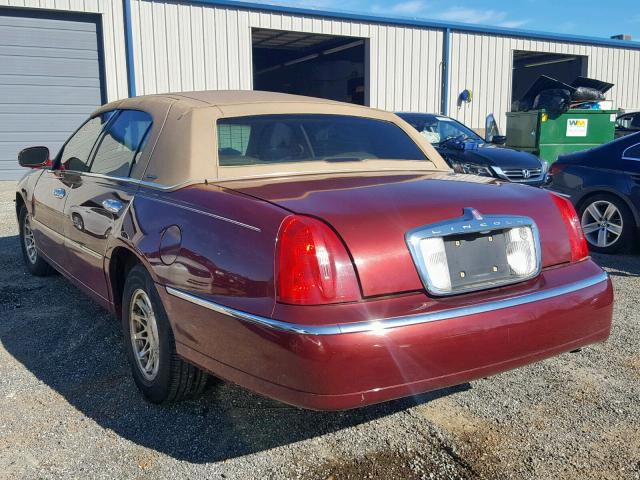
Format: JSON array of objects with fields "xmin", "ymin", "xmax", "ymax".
[{"xmin": 1, "ymin": 180, "xmax": 639, "ymax": 479}]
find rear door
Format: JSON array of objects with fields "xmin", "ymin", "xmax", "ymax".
[
  {"xmin": 62, "ymin": 109, "xmax": 153, "ymax": 301},
  {"xmin": 622, "ymin": 141, "xmax": 640, "ymax": 213},
  {"xmin": 31, "ymin": 115, "xmax": 107, "ymax": 269}
]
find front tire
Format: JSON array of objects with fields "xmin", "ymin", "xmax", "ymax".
[
  {"xmin": 579, "ymin": 193, "xmax": 636, "ymax": 254},
  {"xmin": 122, "ymin": 264, "xmax": 209, "ymax": 403},
  {"xmin": 18, "ymin": 205, "xmax": 54, "ymax": 276}
]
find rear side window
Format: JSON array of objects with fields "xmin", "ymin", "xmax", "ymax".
[
  {"xmin": 57, "ymin": 112, "xmax": 114, "ymax": 172},
  {"xmin": 216, "ymin": 114, "xmax": 427, "ymax": 166},
  {"xmin": 90, "ymin": 110, "xmax": 152, "ymax": 177}
]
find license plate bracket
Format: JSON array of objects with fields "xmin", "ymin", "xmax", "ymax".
[{"xmin": 443, "ymin": 231, "xmax": 511, "ymax": 290}]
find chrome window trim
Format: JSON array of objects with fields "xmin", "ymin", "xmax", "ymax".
[
  {"xmin": 165, "ymin": 270, "xmax": 608, "ymax": 336},
  {"xmin": 405, "ymin": 208, "xmax": 542, "ymax": 296},
  {"xmin": 59, "ymin": 170, "xmax": 192, "ymax": 191},
  {"xmin": 622, "ymin": 142, "xmax": 640, "ymax": 161}
]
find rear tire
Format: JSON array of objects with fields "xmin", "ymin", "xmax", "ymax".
[
  {"xmin": 122, "ymin": 264, "xmax": 209, "ymax": 403},
  {"xmin": 578, "ymin": 193, "xmax": 636, "ymax": 254},
  {"xmin": 18, "ymin": 205, "xmax": 54, "ymax": 276}
]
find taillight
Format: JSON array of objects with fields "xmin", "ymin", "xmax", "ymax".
[
  {"xmin": 549, "ymin": 193, "xmax": 589, "ymax": 262},
  {"xmin": 548, "ymin": 162, "xmax": 566, "ymax": 179},
  {"xmin": 276, "ymin": 215, "xmax": 360, "ymax": 305}
]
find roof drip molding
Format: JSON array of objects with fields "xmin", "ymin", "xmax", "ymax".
[{"xmin": 171, "ymin": 0, "xmax": 640, "ymax": 51}]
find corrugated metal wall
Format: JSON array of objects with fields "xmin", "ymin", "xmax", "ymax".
[
  {"xmin": 129, "ymin": 0, "xmax": 444, "ymax": 113},
  {"xmin": 0, "ymin": 0, "xmax": 128, "ymax": 101},
  {"xmin": 2, "ymin": 0, "xmax": 640, "ymax": 132},
  {"xmin": 448, "ymin": 31, "xmax": 640, "ymax": 129}
]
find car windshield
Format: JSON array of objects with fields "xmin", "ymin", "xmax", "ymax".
[
  {"xmin": 217, "ymin": 114, "xmax": 427, "ymax": 166},
  {"xmin": 397, "ymin": 114, "xmax": 484, "ymax": 145}
]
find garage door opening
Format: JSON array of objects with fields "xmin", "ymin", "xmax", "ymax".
[
  {"xmin": 511, "ymin": 51, "xmax": 588, "ymax": 105},
  {"xmin": 252, "ymin": 28, "xmax": 367, "ymax": 105}
]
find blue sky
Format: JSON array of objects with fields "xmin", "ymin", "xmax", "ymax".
[{"xmin": 252, "ymin": 0, "xmax": 640, "ymax": 40}]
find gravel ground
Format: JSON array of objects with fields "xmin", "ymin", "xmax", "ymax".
[{"xmin": 0, "ymin": 180, "xmax": 639, "ymax": 479}]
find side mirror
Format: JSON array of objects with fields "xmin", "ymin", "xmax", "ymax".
[
  {"xmin": 485, "ymin": 113, "xmax": 503, "ymax": 144},
  {"xmin": 18, "ymin": 146, "xmax": 50, "ymax": 168},
  {"xmin": 491, "ymin": 135, "xmax": 507, "ymax": 145}
]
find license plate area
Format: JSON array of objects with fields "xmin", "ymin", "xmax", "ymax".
[
  {"xmin": 444, "ymin": 231, "xmax": 511, "ymax": 290},
  {"xmin": 406, "ymin": 209, "xmax": 541, "ymax": 296}
]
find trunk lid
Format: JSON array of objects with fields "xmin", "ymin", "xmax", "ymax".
[{"xmin": 223, "ymin": 172, "xmax": 572, "ymax": 297}]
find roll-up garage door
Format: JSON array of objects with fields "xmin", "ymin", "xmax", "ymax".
[{"xmin": 0, "ymin": 8, "xmax": 104, "ymax": 180}]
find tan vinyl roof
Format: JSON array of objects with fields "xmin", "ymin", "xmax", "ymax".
[
  {"xmin": 95, "ymin": 90, "xmax": 450, "ymax": 188},
  {"xmin": 102, "ymin": 90, "xmax": 372, "ymax": 111}
]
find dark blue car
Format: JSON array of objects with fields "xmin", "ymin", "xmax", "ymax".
[
  {"xmin": 396, "ymin": 112, "xmax": 548, "ymax": 187},
  {"xmin": 547, "ymin": 132, "xmax": 640, "ymax": 254}
]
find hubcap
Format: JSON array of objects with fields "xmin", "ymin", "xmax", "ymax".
[
  {"xmin": 23, "ymin": 214, "xmax": 38, "ymax": 264},
  {"xmin": 129, "ymin": 289, "xmax": 161, "ymax": 381},
  {"xmin": 581, "ymin": 200, "xmax": 623, "ymax": 248}
]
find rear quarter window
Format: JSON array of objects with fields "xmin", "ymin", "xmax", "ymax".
[{"xmin": 623, "ymin": 143, "xmax": 640, "ymax": 160}]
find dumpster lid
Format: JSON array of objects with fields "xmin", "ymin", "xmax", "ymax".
[
  {"xmin": 519, "ymin": 75, "xmax": 576, "ymax": 105},
  {"xmin": 570, "ymin": 76, "xmax": 614, "ymax": 94}
]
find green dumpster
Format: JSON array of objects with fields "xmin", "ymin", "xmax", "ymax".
[{"xmin": 505, "ymin": 109, "xmax": 617, "ymax": 163}]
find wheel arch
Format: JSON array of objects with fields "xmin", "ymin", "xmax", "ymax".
[
  {"xmin": 15, "ymin": 192, "xmax": 26, "ymax": 219},
  {"xmin": 107, "ymin": 246, "xmax": 145, "ymax": 319},
  {"xmin": 574, "ymin": 188, "xmax": 640, "ymax": 231}
]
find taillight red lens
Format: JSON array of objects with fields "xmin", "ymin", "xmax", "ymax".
[
  {"xmin": 550, "ymin": 193, "xmax": 589, "ymax": 262},
  {"xmin": 548, "ymin": 162, "xmax": 566, "ymax": 178},
  {"xmin": 276, "ymin": 215, "xmax": 360, "ymax": 305}
]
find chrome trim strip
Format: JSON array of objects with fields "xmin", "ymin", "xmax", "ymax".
[
  {"xmin": 31, "ymin": 217, "xmax": 64, "ymax": 240},
  {"xmin": 165, "ymin": 271, "xmax": 609, "ymax": 336},
  {"xmin": 138, "ymin": 195, "xmax": 261, "ymax": 232},
  {"xmin": 67, "ymin": 239, "xmax": 104, "ymax": 260},
  {"xmin": 60, "ymin": 170, "xmax": 192, "ymax": 191},
  {"xmin": 165, "ymin": 287, "xmax": 338, "ymax": 335},
  {"xmin": 32, "ymin": 218, "xmax": 104, "ymax": 260},
  {"xmin": 622, "ymin": 142, "xmax": 640, "ymax": 161}
]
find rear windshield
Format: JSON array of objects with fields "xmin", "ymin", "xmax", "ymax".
[{"xmin": 217, "ymin": 114, "xmax": 427, "ymax": 166}]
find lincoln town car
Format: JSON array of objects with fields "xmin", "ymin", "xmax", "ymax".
[{"xmin": 15, "ymin": 91, "xmax": 613, "ymax": 410}]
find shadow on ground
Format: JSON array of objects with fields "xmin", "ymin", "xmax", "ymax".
[
  {"xmin": 0, "ymin": 234, "xmax": 467, "ymax": 463},
  {"xmin": 591, "ymin": 252, "xmax": 640, "ymax": 278}
]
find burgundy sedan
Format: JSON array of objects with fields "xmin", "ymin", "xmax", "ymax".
[{"xmin": 15, "ymin": 91, "xmax": 613, "ymax": 410}]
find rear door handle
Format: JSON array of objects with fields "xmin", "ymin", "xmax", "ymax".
[
  {"xmin": 102, "ymin": 199, "xmax": 124, "ymax": 214},
  {"xmin": 52, "ymin": 188, "xmax": 66, "ymax": 199}
]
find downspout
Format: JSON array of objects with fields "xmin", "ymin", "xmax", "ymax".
[
  {"xmin": 441, "ymin": 27, "xmax": 451, "ymax": 115},
  {"xmin": 123, "ymin": 0, "xmax": 137, "ymax": 97}
]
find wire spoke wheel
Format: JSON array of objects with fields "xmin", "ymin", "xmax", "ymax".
[
  {"xmin": 129, "ymin": 289, "xmax": 161, "ymax": 381},
  {"xmin": 23, "ymin": 214, "xmax": 38, "ymax": 264},
  {"xmin": 581, "ymin": 200, "xmax": 623, "ymax": 248}
]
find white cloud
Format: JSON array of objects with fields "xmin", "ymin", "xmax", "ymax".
[
  {"xmin": 241, "ymin": 0, "xmax": 531, "ymax": 30},
  {"xmin": 434, "ymin": 7, "xmax": 509, "ymax": 24},
  {"xmin": 498, "ymin": 19, "xmax": 530, "ymax": 29},
  {"xmin": 388, "ymin": 0, "xmax": 427, "ymax": 15},
  {"xmin": 249, "ymin": 0, "xmax": 344, "ymax": 9},
  {"xmin": 373, "ymin": 3, "xmax": 529, "ymax": 29}
]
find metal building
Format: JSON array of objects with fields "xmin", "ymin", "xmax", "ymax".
[{"xmin": 1, "ymin": 0, "xmax": 640, "ymax": 180}]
